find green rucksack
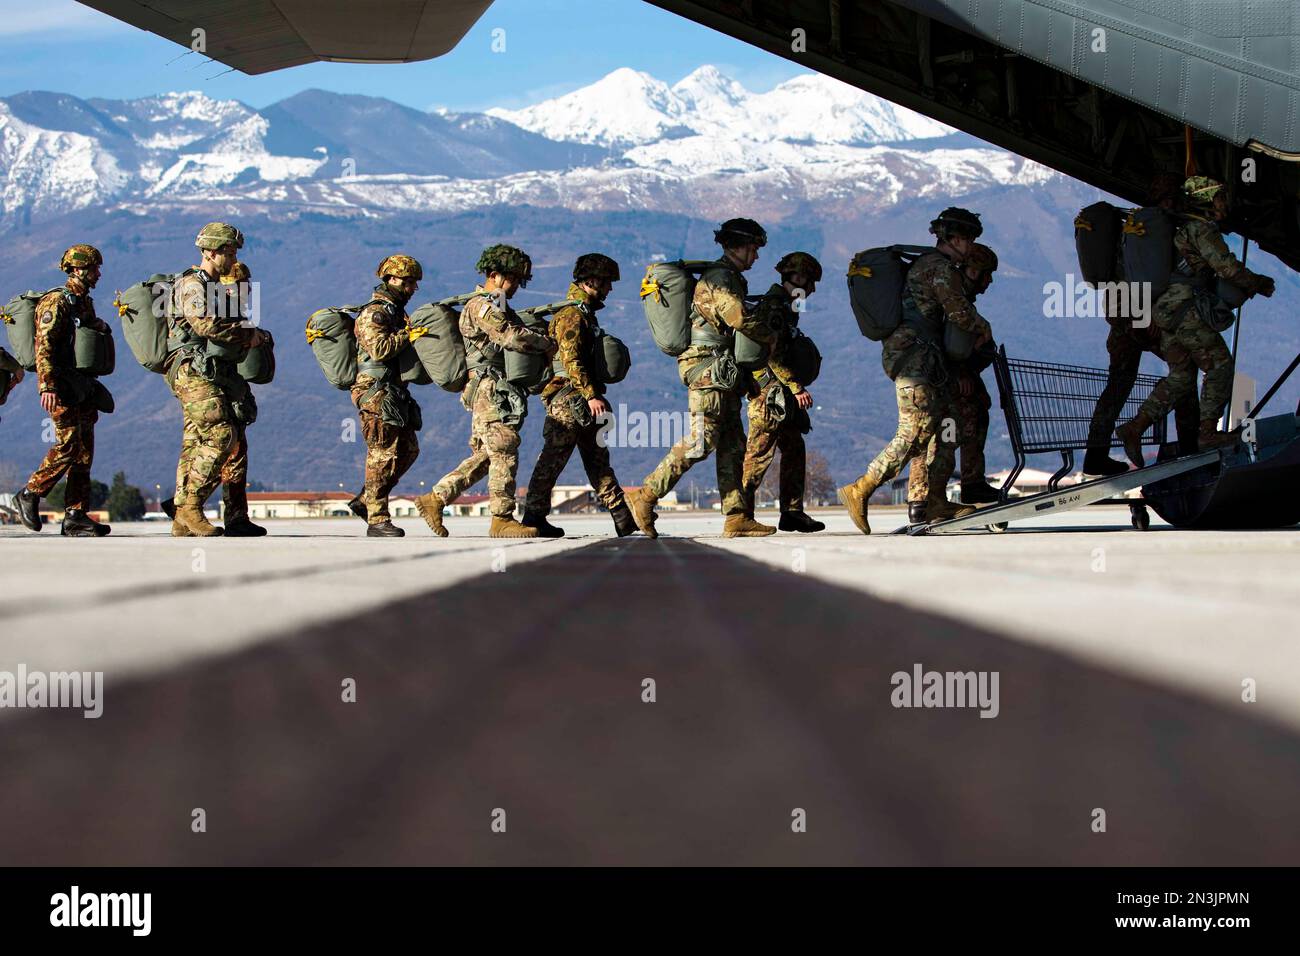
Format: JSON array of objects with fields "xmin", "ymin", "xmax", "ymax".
[
  {"xmin": 589, "ymin": 327, "xmax": 631, "ymax": 384},
  {"xmin": 408, "ymin": 293, "xmax": 478, "ymax": 393},
  {"xmin": 306, "ymin": 306, "xmax": 361, "ymax": 390},
  {"xmin": 112, "ymin": 274, "xmax": 181, "ymax": 373},
  {"xmin": 1, "ymin": 288, "xmax": 62, "ymax": 370},
  {"xmin": 505, "ymin": 299, "xmax": 570, "ymax": 394},
  {"xmin": 846, "ymin": 245, "xmax": 930, "ymax": 341},
  {"xmin": 237, "ymin": 333, "xmax": 276, "ymax": 385},
  {"xmin": 639, "ymin": 260, "xmax": 716, "ymax": 356},
  {"xmin": 74, "ymin": 324, "xmax": 115, "ymax": 377}
]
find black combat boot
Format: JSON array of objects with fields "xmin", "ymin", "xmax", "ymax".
[
  {"xmin": 1081, "ymin": 450, "xmax": 1129, "ymax": 477},
  {"xmin": 521, "ymin": 511, "xmax": 565, "ymax": 538},
  {"xmin": 161, "ymin": 497, "xmax": 177, "ymax": 520},
  {"xmin": 223, "ymin": 516, "xmax": 268, "ymax": 537},
  {"xmin": 907, "ymin": 501, "xmax": 929, "ymax": 525},
  {"xmin": 959, "ymin": 479, "xmax": 1002, "ymax": 504},
  {"xmin": 14, "ymin": 488, "xmax": 42, "ymax": 531},
  {"xmin": 610, "ymin": 503, "xmax": 639, "ymax": 537},
  {"xmin": 348, "ymin": 492, "xmax": 367, "ymax": 522},
  {"xmin": 366, "ymin": 520, "xmax": 405, "ymax": 538},
  {"xmin": 61, "ymin": 508, "xmax": 110, "ymax": 537},
  {"xmin": 778, "ymin": 511, "xmax": 825, "ymax": 532}
]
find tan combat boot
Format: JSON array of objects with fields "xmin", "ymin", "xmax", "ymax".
[
  {"xmin": 174, "ymin": 504, "xmax": 223, "ymax": 537},
  {"xmin": 1197, "ymin": 418, "xmax": 1240, "ymax": 452},
  {"xmin": 414, "ymin": 492, "xmax": 449, "ymax": 537},
  {"xmin": 722, "ymin": 513, "xmax": 777, "ymax": 537},
  {"xmin": 626, "ymin": 488, "xmax": 659, "ymax": 539},
  {"xmin": 836, "ymin": 476, "xmax": 878, "ymax": 535},
  {"xmin": 926, "ymin": 495, "xmax": 977, "ymax": 523},
  {"xmin": 170, "ymin": 519, "xmax": 195, "ymax": 538},
  {"xmin": 489, "ymin": 515, "xmax": 539, "ymax": 538},
  {"xmin": 1115, "ymin": 410, "xmax": 1154, "ymax": 468}
]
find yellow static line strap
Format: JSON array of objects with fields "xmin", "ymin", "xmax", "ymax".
[
  {"xmin": 1122, "ymin": 216, "xmax": 1146, "ymax": 237},
  {"xmin": 846, "ymin": 264, "xmax": 873, "ymax": 279},
  {"xmin": 407, "ymin": 326, "xmax": 429, "ymax": 342},
  {"xmin": 1074, "ymin": 216, "xmax": 1093, "ymax": 231}
]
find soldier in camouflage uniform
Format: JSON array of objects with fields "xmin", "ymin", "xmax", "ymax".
[
  {"xmin": 837, "ymin": 208, "xmax": 989, "ymax": 534},
  {"xmin": 346, "ymin": 255, "xmax": 424, "ymax": 538},
  {"xmin": 952, "ymin": 243, "xmax": 1001, "ymax": 504},
  {"xmin": 740, "ymin": 251, "xmax": 824, "ymax": 533},
  {"xmin": 1084, "ymin": 173, "xmax": 1199, "ymax": 475},
  {"xmin": 627, "ymin": 218, "xmax": 783, "ymax": 539},
  {"xmin": 13, "ymin": 245, "xmax": 112, "ymax": 537},
  {"xmin": 416, "ymin": 244, "xmax": 556, "ymax": 539},
  {"xmin": 164, "ymin": 261, "xmax": 267, "ymax": 535},
  {"xmin": 1116, "ymin": 176, "xmax": 1275, "ymax": 466},
  {"xmin": 521, "ymin": 253, "xmax": 637, "ymax": 538},
  {"xmin": 166, "ymin": 222, "xmax": 268, "ymax": 537}
]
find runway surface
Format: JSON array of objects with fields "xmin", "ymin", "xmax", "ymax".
[{"xmin": 1, "ymin": 507, "xmax": 1298, "ymax": 864}]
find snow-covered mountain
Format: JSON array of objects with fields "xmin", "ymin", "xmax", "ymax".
[
  {"xmin": 487, "ymin": 66, "xmax": 953, "ymax": 147},
  {"xmin": 0, "ymin": 65, "xmax": 1023, "ymax": 232}
]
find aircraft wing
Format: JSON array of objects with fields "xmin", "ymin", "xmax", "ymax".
[{"xmin": 76, "ymin": 0, "xmax": 493, "ymax": 74}]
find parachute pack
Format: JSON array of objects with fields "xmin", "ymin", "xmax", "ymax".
[
  {"xmin": 846, "ymin": 245, "xmax": 931, "ymax": 341},
  {"xmin": 1074, "ymin": 201, "xmax": 1125, "ymax": 285},
  {"xmin": 238, "ymin": 333, "xmax": 276, "ymax": 385},
  {"xmin": 1120, "ymin": 207, "xmax": 1176, "ymax": 301},
  {"xmin": 504, "ymin": 300, "xmax": 574, "ymax": 394},
  {"xmin": 589, "ymin": 327, "xmax": 631, "ymax": 384},
  {"xmin": 2, "ymin": 288, "xmax": 62, "ymax": 370},
  {"xmin": 74, "ymin": 325, "xmax": 115, "ymax": 377},
  {"xmin": 408, "ymin": 292, "xmax": 479, "ymax": 393},
  {"xmin": 639, "ymin": 260, "xmax": 718, "ymax": 356},
  {"xmin": 113, "ymin": 274, "xmax": 180, "ymax": 373}
]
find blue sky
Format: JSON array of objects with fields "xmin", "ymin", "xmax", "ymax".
[{"xmin": 0, "ymin": 0, "xmax": 805, "ymax": 109}]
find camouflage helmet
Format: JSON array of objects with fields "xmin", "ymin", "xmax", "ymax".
[
  {"xmin": 59, "ymin": 244, "xmax": 103, "ymax": 273},
  {"xmin": 376, "ymin": 254, "xmax": 423, "ymax": 281},
  {"xmin": 930, "ymin": 206, "xmax": 983, "ymax": 240},
  {"xmin": 964, "ymin": 243, "xmax": 998, "ymax": 274},
  {"xmin": 573, "ymin": 253, "xmax": 620, "ymax": 283},
  {"xmin": 476, "ymin": 243, "xmax": 533, "ymax": 281},
  {"xmin": 195, "ymin": 222, "xmax": 244, "ymax": 251},
  {"xmin": 1183, "ymin": 175, "xmax": 1225, "ymax": 206},
  {"xmin": 775, "ymin": 251, "xmax": 823, "ymax": 283},
  {"xmin": 714, "ymin": 217, "xmax": 768, "ymax": 248},
  {"xmin": 220, "ymin": 261, "xmax": 252, "ymax": 284}
]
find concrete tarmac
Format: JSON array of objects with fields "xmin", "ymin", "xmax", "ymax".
[{"xmin": 1, "ymin": 506, "xmax": 1298, "ymax": 864}]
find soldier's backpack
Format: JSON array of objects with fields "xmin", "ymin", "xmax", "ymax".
[
  {"xmin": 504, "ymin": 300, "xmax": 571, "ymax": 394},
  {"xmin": 786, "ymin": 329, "xmax": 822, "ymax": 386},
  {"xmin": 1074, "ymin": 201, "xmax": 1125, "ymax": 285},
  {"xmin": 112, "ymin": 274, "xmax": 182, "ymax": 373},
  {"xmin": 74, "ymin": 325, "xmax": 115, "ymax": 377},
  {"xmin": 1, "ymin": 288, "xmax": 62, "ymax": 370},
  {"xmin": 846, "ymin": 245, "xmax": 931, "ymax": 341},
  {"xmin": 589, "ymin": 327, "xmax": 631, "ymax": 384},
  {"xmin": 1120, "ymin": 207, "xmax": 1176, "ymax": 301},
  {"xmin": 237, "ymin": 333, "xmax": 275, "ymax": 385},
  {"xmin": 306, "ymin": 306, "xmax": 362, "ymax": 390},
  {"xmin": 408, "ymin": 292, "xmax": 479, "ymax": 393},
  {"xmin": 640, "ymin": 259, "xmax": 717, "ymax": 356}
]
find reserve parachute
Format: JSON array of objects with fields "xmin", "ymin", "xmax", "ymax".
[
  {"xmin": 640, "ymin": 260, "xmax": 717, "ymax": 356},
  {"xmin": 1074, "ymin": 201, "xmax": 1125, "ymax": 285},
  {"xmin": 589, "ymin": 327, "xmax": 631, "ymax": 384},
  {"xmin": 237, "ymin": 332, "xmax": 276, "ymax": 385},
  {"xmin": 846, "ymin": 245, "xmax": 931, "ymax": 341},
  {"xmin": 1, "ymin": 288, "xmax": 62, "ymax": 370},
  {"xmin": 74, "ymin": 324, "xmax": 115, "ymax": 377},
  {"xmin": 506, "ymin": 300, "xmax": 573, "ymax": 394}
]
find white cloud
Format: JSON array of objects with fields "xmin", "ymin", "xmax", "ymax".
[{"xmin": 0, "ymin": 0, "xmax": 122, "ymax": 37}]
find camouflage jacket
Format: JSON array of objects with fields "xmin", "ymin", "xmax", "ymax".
[
  {"xmin": 751, "ymin": 283, "xmax": 805, "ymax": 395},
  {"xmin": 461, "ymin": 284, "xmax": 552, "ymax": 376},
  {"xmin": 541, "ymin": 282, "xmax": 603, "ymax": 402},
  {"xmin": 679, "ymin": 258, "xmax": 779, "ymax": 389},
  {"xmin": 171, "ymin": 269, "xmax": 257, "ymax": 354},
  {"xmin": 1174, "ymin": 215, "xmax": 1257, "ymax": 285},
  {"xmin": 352, "ymin": 285, "xmax": 411, "ymax": 401},
  {"xmin": 35, "ymin": 277, "xmax": 104, "ymax": 394},
  {"xmin": 905, "ymin": 250, "xmax": 989, "ymax": 341}
]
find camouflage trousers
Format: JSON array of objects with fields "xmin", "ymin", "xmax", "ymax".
[
  {"xmin": 524, "ymin": 392, "xmax": 626, "ymax": 516},
  {"xmin": 26, "ymin": 397, "xmax": 97, "ymax": 509},
  {"xmin": 851, "ymin": 381, "xmax": 951, "ymax": 503},
  {"xmin": 433, "ymin": 376, "xmax": 522, "ymax": 519},
  {"xmin": 170, "ymin": 361, "xmax": 238, "ymax": 508},
  {"xmin": 1138, "ymin": 310, "xmax": 1233, "ymax": 424},
  {"xmin": 175, "ymin": 418, "xmax": 250, "ymax": 519},
  {"xmin": 643, "ymin": 386, "xmax": 746, "ymax": 516},
  {"xmin": 356, "ymin": 389, "xmax": 419, "ymax": 526},
  {"xmin": 1088, "ymin": 318, "xmax": 1199, "ymax": 451},
  {"xmin": 741, "ymin": 384, "xmax": 806, "ymax": 512},
  {"xmin": 952, "ymin": 375, "xmax": 990, "ymax": 485}
]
